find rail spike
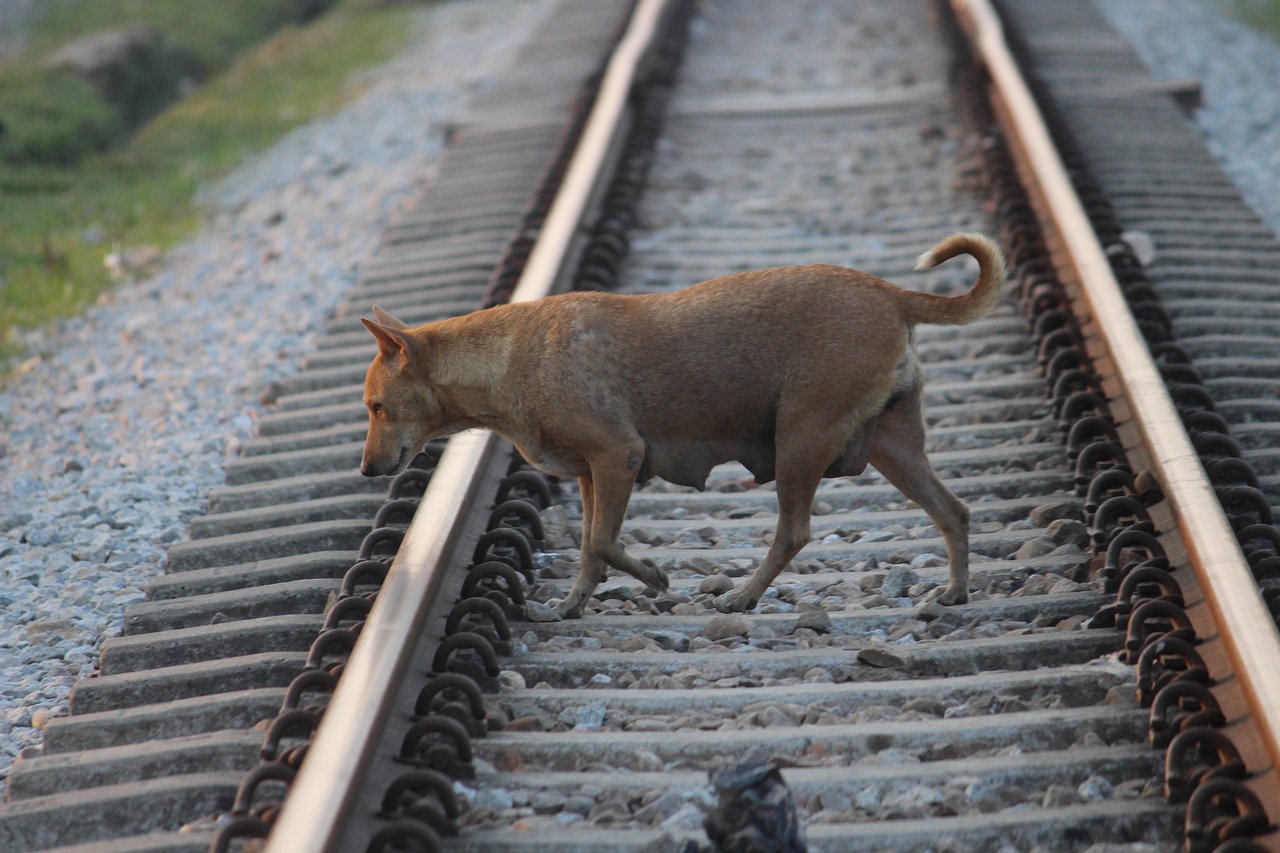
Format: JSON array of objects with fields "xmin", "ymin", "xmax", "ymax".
[
  {"xmin": 1149, "ymin": 681, "xmax": 1225, "ymax": 750},
  {"xmin": 1137, "ymin": 636, "xmax": 1212, "ymax": 709},
  {"xmin": 1184, "ymin": 776, "xmax": 1272, "ymax": 853}
]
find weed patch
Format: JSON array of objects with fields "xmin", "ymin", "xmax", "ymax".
[{"xmin": 0, "ymin": 0, "xmax": 420, "ymax": 364}]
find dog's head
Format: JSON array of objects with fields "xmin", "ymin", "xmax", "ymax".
[{"xmin": 359, "ymin": 306, "xmax": 446, "ymax": 477}]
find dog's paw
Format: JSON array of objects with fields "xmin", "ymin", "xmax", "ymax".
[
  {"xmin": 636, "ymin": 558, "xmax": 670, "ymax": 593},
  {"xmin": 933, "ymin": 583, "xmax": 969, "ymax": 606},
  {"xmin": 714, "ymin": 588, "xmax": 759, "ymax": 613},
  {"xmin": 550, "ymin": 596, "xmax": 586, "ymax": 620}
]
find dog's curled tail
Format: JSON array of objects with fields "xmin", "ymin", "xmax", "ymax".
[{"xmin": 900, "ymin": 232, "xmax": 1007, "ymax": 326}]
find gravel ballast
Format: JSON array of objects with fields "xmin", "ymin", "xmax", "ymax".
[
  {"xmin": 0, "ymin": 0, "xmax": 548, "ymax": 786},
  {"xmin": 2, "ymin": 0, "xmax": 1280, "ymax": 798},
  {"xmin": 1094, "ymin": 0, "xmax": 1280, "ymax": 237}
]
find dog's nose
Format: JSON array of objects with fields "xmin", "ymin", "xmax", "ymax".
[{"xmin": 360, "ymin": 461, "xmax": 376, "ymax": 477}]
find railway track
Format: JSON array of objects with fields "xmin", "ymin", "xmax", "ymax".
[{"xmin": 3, "ymin": 0, "xmax": 1280, "ymax": 851}]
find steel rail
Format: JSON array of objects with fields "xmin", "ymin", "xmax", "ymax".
[
  {"xmin": 262, "ymin": 1, "xmax": 672, "ymax": 850},
  {"xmin": 955, "ymin": 0, "xmax": 1280, "ymax": 785}
]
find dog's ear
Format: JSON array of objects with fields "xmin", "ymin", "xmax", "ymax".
[
  {"xmin": 362, "ymin": 317, "xmax": 421, "ymax": 365},
  {"xmin": 371, "ymin": 305, "xmax": 411, "ymax": 331}
]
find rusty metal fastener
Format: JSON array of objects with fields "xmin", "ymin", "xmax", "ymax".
[
  {"xmin": 209, "ymin": 814, "xmax": 271, "ymax": 852},
  {"xmin": 496, "ymin": 470, "xmax": 554, "ymax": 508},
  {"xmin": 1115, "ymin": 565, "xmax": 1184, "ymax": 628},
  {"xmin": 1182, "ymin": 410, "xmax": 1230, "ymax": 436},
  {"xmin": 1184, "ymin": 776, "xmax": 1272, "ymax": 853},
  {"xmin": 1137, "ymin": 636, "xmax": 1211, "ymax": 709},
  {"xmin": 1149, "ymin": 681, "xmax": 1224, "ymax": 750},
  {"xmin": 431, "ymin": 632, "xmax": 501, "ymax": 679},
  {"xmin": 260, "ymin": 709, "xmax": 322, "ymax": 762},
  {"xmin": 1208, "ymin": 459, "xmax": 1261, "ymax": 490},
  {"xmin": 387, "ymin": 466, "xmax": 434, "ymax": 500},
  {"xmin": 460, "ymin": 561, "xmax": 528, "ymax": 612},
  {"xmin": 231, "ymin": 761, "xmax": 297, "ymax": 816},
  {"xmin": 1159, "ymin": 363, "xmax": 1203, "ymax": 386},
  {"xmin": 1167, "ymin": 382, "xmax": 1217, "ymax": 415},
  {"xmin": 445, "ymin": 596, "xmax": 512, "ymax": 641},
  {"xmin": 1084, "ymin": 467, "xmax": 1134, "ymax": 515},
  {"xmin": 281, "ymin": 668, "xmax": 338, "ymax": 713},
  {"xmin": 366, "ymin": 819, "xmax": 443, "ymax": 853},
  {"xmin": 1193, "ymin": 432, "xmax": 1243, "ymax": 461},
  {"xmin": 1124, "ymin": 598, "xmax": 1196, "ymax": 662},
  {"xmin": 1100, "ymin": 525, "xmax": 1168, "ymax": 594},
  {"xmin": 1091, "ymin": 495, "xmax": 1153, "ymax": 546},
  {"xmin": 1046, "ymin": 348, "xmax": 1092, "ymax": 394},
  {"xmin": 379, "ymin": 768, "xmax": 460, "ymax": 822},
  {"xmin": 1216, "ymin": 486, "xmax": 1273, "ymax": 529},
  {"xmin": 1036, "ymin": 326, "xmax": 1081, "ymax": 365},
  {"xmin": 1066, "ymin": 414, "xmax": 1120, "ymax": 461},
  {"xmin": 324, "ymin": 595, "xmax": 372, "ymax": 630},
  {"xmin": 358, "ymin": 526, "xmax": 405, "ymax": 562},
  {"xmin": 1074, "ymin": 441, "xmax": 1130, "ymax": 495},
  {"xmin": 398, "ymin": 716, "xmax": 475, "ymax": 778},
  {"xmin": 373, "ymin": 497, "xmax": 422, "ymax": 529},
  {"xmin": 304, "ymin": 628, "xmax": 359, "ymax": 671},
  {"xmin": 1058, "ymin": 390, "xmax": 1109, "ymax": 429},
  {"xmin": 340, "ymin": 559, "xmax": 389, "ymax": 597},
  {"xmin": 1165, "ymin": 728, "xmax": 1247, "ymax": 803},
  {"xmin": 486, "ymin": 500, "xmax": 546, "ymax": 543},
  {"xmin": 414, "ymin": 673, "xmax": 487, "ymax": 728},
  {"xmin": 471, "ymin": 527, "xmax": 536, "ymax": 579}
]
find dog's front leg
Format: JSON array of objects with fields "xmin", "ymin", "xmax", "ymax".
[
  {"xmin": 554, "ymin": 476, "xmax": 608, "ymax": 619},
  {"xmin": 582, "ymin": 449, "xmax": 670, "ymax": 595}
]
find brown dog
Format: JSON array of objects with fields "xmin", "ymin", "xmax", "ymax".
[{"xmin": 360, "ymin": 232, "xmax": 1006, "ymax": 617}]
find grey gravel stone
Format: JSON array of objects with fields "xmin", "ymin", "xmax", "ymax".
[
  {"xmin": 1041, "ymin": 783, "xmax": 1080, "ymax": 808},
  {"xmin": 1028, "ymin": 500, "xmax": 1084, "ymax": 527},
  {"xmin": 524, "ymin": 601, "xmax": 563, "ymax": 623},
  {"xmin": 1077, "ymin": 774, "xmax": 1115, "ymax": 803},
  {"xmin": 793, "ymin": 610, "xmax": 832, "ymax": 634},
  {"xmin": 1015, "ymin": 537, "xmax": 1058, "ymax": 560},
  {"xmin": 880, "ymin": 565, "xmax": 919, "ymax": 598},
  {"xmin": 661, "ymin": 801, "xmax": 707, "ymax": 832},
  {"xmin": 857, "ymin": 647, "xmax": 906, "ymax": 668},
  {"xmin": 698, "ymin": 574, "xmax": 735, "ymax": 595},
  {"xmin": 1044, "ymin": 518, "xmax": 1090, "ymax": 548},
  {"xmin": 561, "ymin": 703, "xmax": 607, "ymax": 732},
  {"xmin": 701, "ymin": 613, "xmax": 752, "ymax": 640},
  {"xmin": 635, "ymin": 791, "xmax": 684, "ymax": 825}
]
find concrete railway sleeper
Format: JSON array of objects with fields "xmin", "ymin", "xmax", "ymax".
[{"xmin": 3, "ymin": 1, "xmax": 1280, "ymax": 852}]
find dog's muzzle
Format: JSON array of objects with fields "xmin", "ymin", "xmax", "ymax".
[{"xmin": 361, "ymin": 446, "xmax": 409, "ymax": 478}]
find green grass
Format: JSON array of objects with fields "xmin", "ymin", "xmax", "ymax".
[
  {"xmin": 1234, "ymin": 0, "xmax": 1280, "ymax": 36},
  {"xmin": 24, "ymin": 0, "xmax": 335, "ymax": 77},
  {"xmin": 0, "ymin": 0, "xmax": 420, "ymax": 366},
  {"xmin": 0, "ymin": 67, "xmax": 123, "ymax": 167}
]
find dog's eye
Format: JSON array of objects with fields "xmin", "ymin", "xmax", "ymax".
[{"xmin": 369, "ymin": 402, "xmax": 383, "ymax": 416}]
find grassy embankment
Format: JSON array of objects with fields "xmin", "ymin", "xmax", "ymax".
[
  {"xmin": 0, "ymin": 0, "xmax": 420, "ymax": 367},
  {"xmin": 1237, "ymin": 0, "xmax": 1280, "ymax": 34}
]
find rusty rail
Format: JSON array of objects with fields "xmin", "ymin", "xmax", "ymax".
[
  {"xmin": 954, "ymin": 0, "xmax": 1280, "ymax": 845},
  {"xmin": 261, "ymin": 2, "xmax": 673, "ymax": 850}
]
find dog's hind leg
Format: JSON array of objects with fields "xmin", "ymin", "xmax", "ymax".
[
  {"xmin": 868, "ymin": 389, "xmax": 970, "ymax": 605},
  {"xmin": 716, "ymin": 440, "xmax": 827, "ymax": 613},
  {"xmin": 554, "ymin": 476, "xmax": 608, "ymax": 619}
]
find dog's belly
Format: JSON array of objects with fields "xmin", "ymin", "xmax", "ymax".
[
  {"xmin": 642, "ymin": 437, "xmax": 776, "ymax": 490},
  {"xmin": 520, "ymin": 445, "xmax": 591, "ymax": 479}
]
